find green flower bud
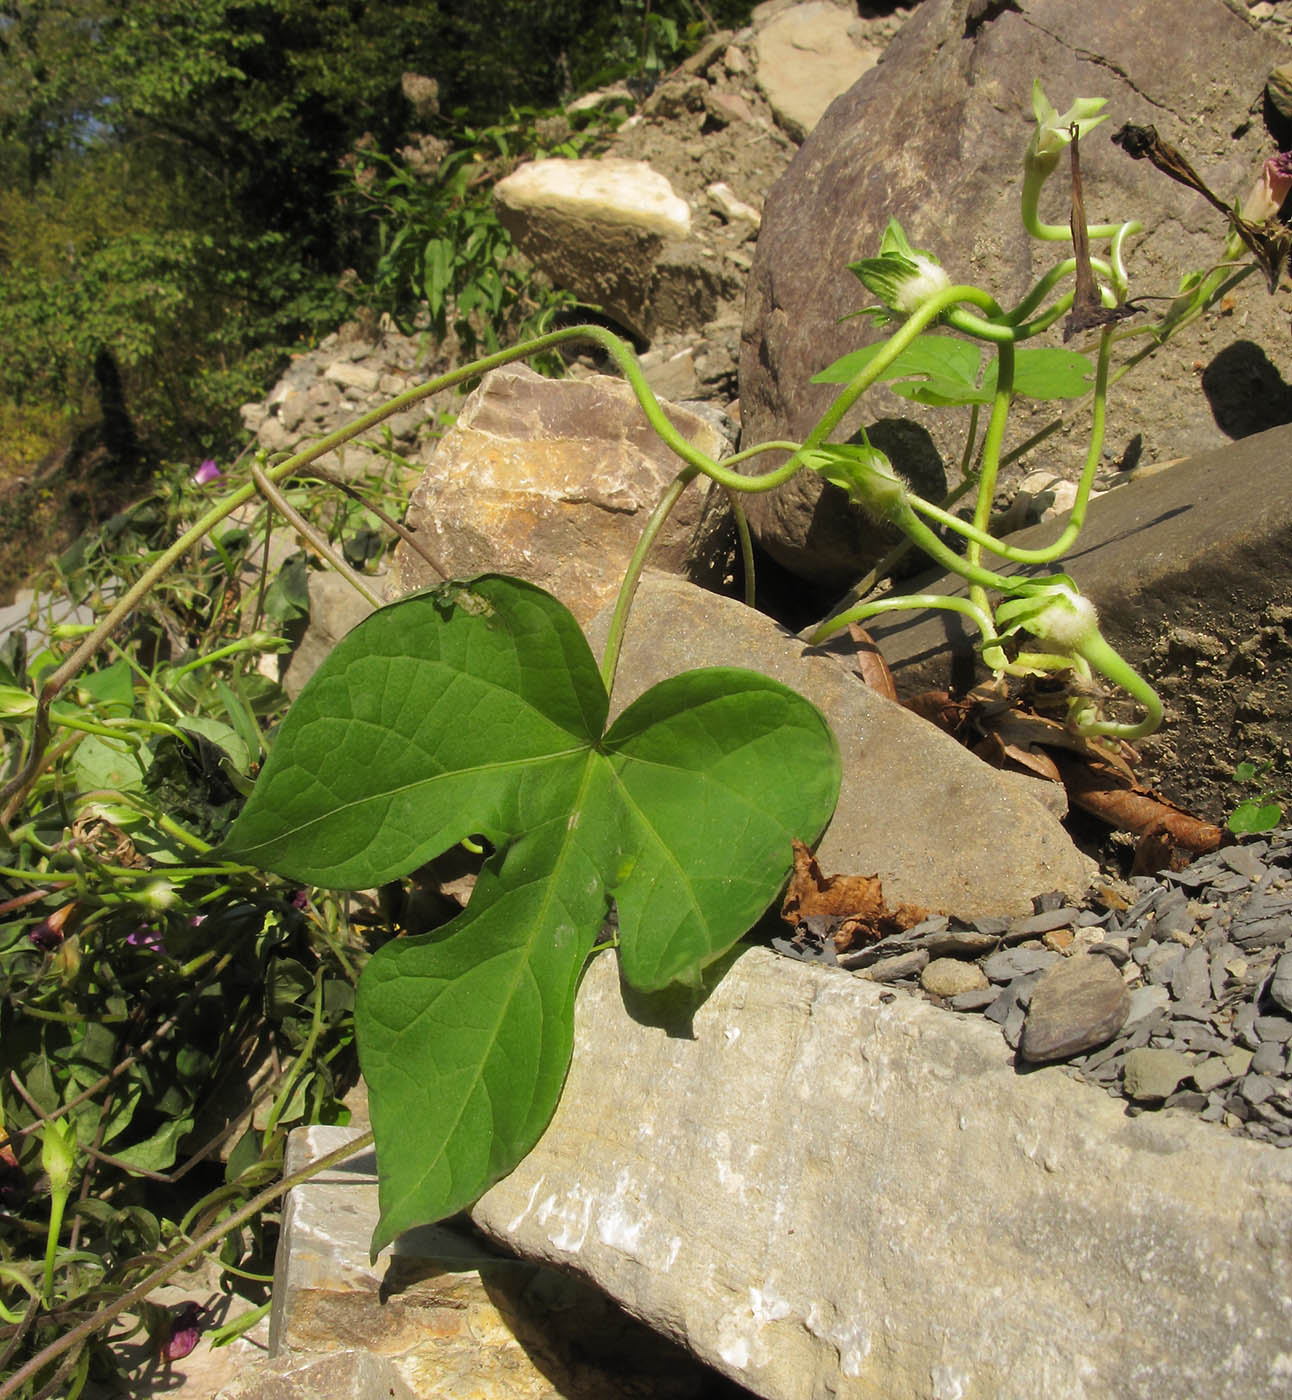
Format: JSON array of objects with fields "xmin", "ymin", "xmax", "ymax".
[
  {"xmin": 997, "ymin": 578, "xmax": 1098, "ymax": 650},
  {"xmin": 141, "ymin": 879, "xmax": 177, "ymax": 913},
  {"xmin": 849, "ymin": 219, "xmax": 951, "ymax": 318},
  {"xmin": 802, "ymin": 444, "xmax": 906, "ymax": 521},
  {"xmin": 1026, "ymin": 80, "xmax": 1108, "ymax": 181},
  {"xmin": 0, "ymin": 686, "xmax": 37, "ymax": 719},
  {"xmin": 40, "ymin": 1118, "xmax": 76, "ymax": 1195}
]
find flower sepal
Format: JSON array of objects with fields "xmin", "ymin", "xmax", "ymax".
[{"xmin": 849, "ymin": 219, "xmax": 951, "ymax": 317}]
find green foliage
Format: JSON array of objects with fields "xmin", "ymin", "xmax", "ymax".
[
  {"xmin": 0, "ymin": 453, "xmax": 406, "ymax": 1390},
  {"xmin": 813, "ymin": 335, "xmax": 1095, "ymax": 405},
  {"xmin": 1228, "ymin": 759, "xmax": 1286, "ymax": 835},
  {"xmin": 221, "ymin": 575, "xmax": 840, "ymax": 1243},
  {"xmin": 347, "ymin": 114, "xmax": 595, "ymax": 355},
  {"xmin": 0, "ymin": 0, "xmax": 757, "ymax": 470}
]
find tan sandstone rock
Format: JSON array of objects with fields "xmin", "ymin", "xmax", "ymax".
[{"xmin": 388, "ymin": 366, "xmax": 730, "ymax": 626}]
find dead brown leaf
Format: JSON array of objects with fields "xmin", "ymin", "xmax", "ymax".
[
  {"xmin": 781, "ymin": 839, "xmax": 929, "ymax": 951},
  {"xmin": 833, "ymin": 623, "xmax": 898, "ymax": 699},
  {"xmin": 902, "ymin": 688, "xmax": 970, "ymax": 736},
  {"xmin": 902, "ymin": 685, "xmax": 1222, "ymax": 868},
  {"xmin": 1049, "ymin": 751, "xmax": 1224, "ymax": 861}
]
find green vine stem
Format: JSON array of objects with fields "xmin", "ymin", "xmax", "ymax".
[
  {"xmin": 249, "ymin": 460, "xmax": 385, "ymax": 608},
  {"xmin": 599, "ymin": 467, "xmax": 699, "ymax": 692},
  {"xmin": 1064, "ymin": 628, "xmax": 1164, "ymax": 740}
]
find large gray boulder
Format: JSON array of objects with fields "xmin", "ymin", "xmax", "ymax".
[
  {"xmin": 469, "ymin": 946, "xmax": 1292, "ymax": 1400},
  {"xmin": 738, "ymin": 0, "xmax": 1292, "ymax": 587},
  {"xmin": 586, "ymin": 573, "xmax": 1092, "ymax": 918}
]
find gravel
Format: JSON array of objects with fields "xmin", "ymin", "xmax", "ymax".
[{"xmin": 771, "ymin": 828, "xmax": 1292, "ymax": 1147}]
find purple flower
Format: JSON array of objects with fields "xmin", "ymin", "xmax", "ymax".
[
  {"xmin": 29, "ymin": 919, "xmax": 64, "ymax": 951},
  {"xmin": 127, "ymin": 925, "xmax": 167, "ymax": 955},
  {"xmin": 29, "ymin": 904, "xmax": 75, "ymax": 950},
  {"xmin": 160, "ymin": 1301, "xmax": 204, "ymax": 1361},
  {"xmin": 193, "ymin": 459, "xmax": 222, "ymax": 486}
]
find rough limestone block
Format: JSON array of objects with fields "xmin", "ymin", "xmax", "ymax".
[
  {"xmin": 268, "ymin": 1128, "xmax": 728, "ymax": 1399},
  {"xmin": 585, "ymin": 574, "xmax": 1092, "ymax": 918},
  {"xmin": 282, "ymin": 572, "xmax": 377, "ymax": 702},
  {"xmin": 468, "ymin": 946, "xmax": 1292, "ymax": 1400},
  {"xmin": 218, "ymin": 1348, "xmax": 418, "ymax": 1400},
  {"xmin": 494, "ymin": 158, "xmax": 691, "ymax": 339}
]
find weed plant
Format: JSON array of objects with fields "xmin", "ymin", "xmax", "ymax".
[{"xmin": 0, "ymin": 450, "xmax": 415, "ymax": 1395}]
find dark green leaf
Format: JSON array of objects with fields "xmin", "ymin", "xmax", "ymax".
[
  {"xmin": 221, "ymin": 576, "xmax": 839, "ymax": 1246},
  {"xmin": 813, "ymin": 336, "xmax": 1093, "ymax": 405},
  {"xmin": 812, "ymin": 335, "xmax": 981, "ymax": 394},
  {"xmin": 987, "ymin": 347, "xmax": 1094, "ymax": 401}
]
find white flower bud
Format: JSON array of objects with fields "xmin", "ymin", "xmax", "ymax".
[{"xmin": 892, "ymin": 255, "xmax": 952, "ymax": 314}]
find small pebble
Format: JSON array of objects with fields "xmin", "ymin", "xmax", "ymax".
[
  {"xmin": 1145, "ymin": 944, "xmax": 1184, "ymax": 985},
  {"xmin": 1254, "ymin": 1014, "xmax": 1292, "ymax": 1044},
  {"xmin": 1170, "ymin": 945, "xmax": 1211, "ymax": 1004},
  {"xmin": 1164, "ymin": 1089, "xmax": 1208, "ymax": 1112},
  {"xmin": 1251, "ymin": 1041, "xmax": 1287, "ymax": 1076},
  {"xmin": 859, "ymin": 949, "xmax": 929, "ymax": 983},
  {"xmin": 1269, "ymin": 950, "xmax": 1292, "ymax": 1014},
  {"xmin": 1124, "ymin": 983, "xmax": 1170, "ymax": 1028},
  {"xmin": 1088, "ymin": 937, "xmax": 1130, "ymax": 966},
  {"xmin": 1221, "ymin": 844, "xmax": 1267, "ymax": 881},
  {"xmin": 1191, "ymin": 1057, "xmax": 1235, "ymax": 1094},
  {"xmin": 920, "ymin": 957, "xmax": 988, "ymax": 999},
  {"xmin": 982, "ymin": 947, "xmax": 1056, "ymax": 982},
  {"xmin": 1019, "ymin": 955, "xmax": 1130, "ymax": 1064},
  {"xmin": 1123, "ymin": 1047, "xmax": 1192, "ymax": 1101},
  {"xmin": 947, "ymin": 986, "xmax": 998, "ymax": 1012},
  {"xmin": 1008, "ymin": 907, "xmax": 1079, "ymax": 936},
  {"xmin": 1224, "ymin": 1047, "xmax": 1254, "ymax": 1078},
  {"xmin": 922, "ymin": 930, "xmax": 998, "ymax": 958},
  {"xmin": 1240, "ymin": 1074, "xmax": 1277, "ymax": 1106},
  {"xmin": 1167, "ymin": 1000, "xmax": 1214, "ymax": 1023}
]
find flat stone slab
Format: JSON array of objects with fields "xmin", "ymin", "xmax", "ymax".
[
  {"xmin": 277, "ymin": 950, "xmax": 1292, "ymax": 1399},
  {"xmin": 854, "ymin": 423, "xmax": 1292, "ymax": 817},
  {"xmin": 263, "ymin": 1127, "xmax": 737, "ymax": 1399},
  {"xmin": 464, "ymin": 947, "xmax": 1292, "ymax": 1400}
]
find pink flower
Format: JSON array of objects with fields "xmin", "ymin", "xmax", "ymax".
[
  {"xmin": 193, "ymin": 459, "xmax": 222, "ymax": 486},
  {"xmin": 160, "ymin": 1302, "xmax": 204, "ymax": 1361},
  {"xmin": 1264, "ymin": 151, "xmax": 1292, "ymax": 213},
  {"xmin": 127, "ymin": 925, "xmax": 167, "ymax": 955},
  {"xmin": 1245, "ymin": 151, "xmax": 1292, "ymax": 224}
]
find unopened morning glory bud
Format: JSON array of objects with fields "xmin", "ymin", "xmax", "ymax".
[
  {"xmin": 849, "ymin": 218, "xmax": 951, "ymax": 317},
  {"xmin": 141, "ymin": 879, "xmax": 177, "ymax": 913},
  {"xmin": 0, "ymin": 686, "xmax": 37, "ymax": 719}
]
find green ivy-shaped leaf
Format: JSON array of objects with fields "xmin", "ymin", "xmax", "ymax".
[
  {"xmin": 813, "ymin": 334, "xmax": 1092, "ymax": 404},
  {"xmin": 220, "ymin": 576, "xmax": 840, "ymax": 1249}
]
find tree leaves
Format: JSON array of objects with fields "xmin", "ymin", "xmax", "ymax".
[
  {"xmin": 220, "ymin": 576, "xmax": 840, "ymax": 1247},
  {"xmin": 813, "ymin": 333, "xmax": 1093, "ymax": 404}
]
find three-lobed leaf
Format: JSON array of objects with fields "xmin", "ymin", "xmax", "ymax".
[{"xmin": 220, "ymin": 576, "xmax": 840, "ymax": 1249}]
